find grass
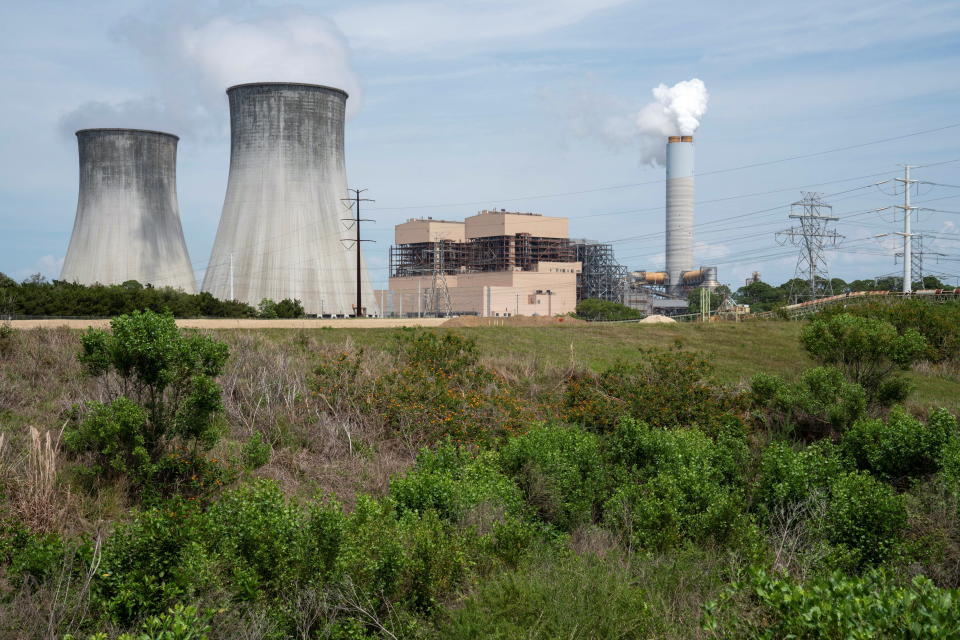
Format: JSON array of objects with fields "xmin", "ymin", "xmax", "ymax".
[{"xmin": 243, "ymin": 321, "xmax": 958, "ymax": 413}]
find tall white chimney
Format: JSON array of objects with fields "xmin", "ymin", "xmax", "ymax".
[{"xmin": 665, "ymin": 135, "xmax": 694, "ymax": 293}]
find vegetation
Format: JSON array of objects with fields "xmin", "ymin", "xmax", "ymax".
[
  {"xmin": 733, "ymin": 274, "xmax": 952, "ymax": 311},
  {"xmin": 574, "ymin": 297, "xmax": 643, "ymax": 321},
  {"xmin": 0, "ymin": 273, "xmax": 255, "ymax": 318},
  {"xmin": 1, "ymin": 298, "xmax": 959, "ymax": 638}
]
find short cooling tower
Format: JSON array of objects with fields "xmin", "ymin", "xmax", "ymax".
[
  {"xmin": 665, "ymin": 135, "xmax": 694, "ymax": 293},
  {"xmin": 202, "ymin": 82, "xmax": 377, "ymax": 316},
  {"xmin": 61, "ymin": 129, "xmax": 197, "ymax": 292}
]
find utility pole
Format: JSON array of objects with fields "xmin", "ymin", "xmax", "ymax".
[
  {"xmin": 893, "ymin": 166, "xmax": 919, "ymax": 293},
  {"xmin": 229, "ymin": 252, "xmax": 234, "ymax": 301},
  {"xmin": 341, "ymin": 189, "xmax": 375, "ymax": 317},
  {"xmin": 775, "ymin": 192, "xmax": 842, "ymax": 303}
]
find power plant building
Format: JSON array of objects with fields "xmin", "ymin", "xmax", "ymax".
[
  {"xmin": 384, "ymin": 210, "xmax": 584, "ymax": 317},
  {"xmin": 202, "ymin": 83, "xmax": 377, "ymax": 316},
  {"xmin": 61, "ymin": 129, "xmax": 197, "ymax": 291}
]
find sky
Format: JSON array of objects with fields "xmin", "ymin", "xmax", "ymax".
[{"xmin": 1, "ymin": 0, "xmax": 959, "ymax": 292}]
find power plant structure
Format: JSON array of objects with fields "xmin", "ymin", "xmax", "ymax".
[
  {"xmin": 623, "ymin": 135, "xmax": 718, "ymax": 314},
  {"xmin": 60, "ymin": 128, "xmax": 197, "ymax": 292},
  {"xmin": 202, "ymin": 82, "xmax": 377, "ymax": 317},
  {"xmin": 382, "ymin": 210, "xmax": 629, "ymax": 317}
]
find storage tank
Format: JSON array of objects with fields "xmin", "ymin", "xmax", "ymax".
[
  {"xmin": 202, "ymin": 82, "xmax": 377, "ymax": 316},
  {"xmin": 665, "ymin": 135, "xmax": 694, "ymax": 293},
  {"xmin": 61, "ymin": 129, "xmax": 196, "ymax": 291}
]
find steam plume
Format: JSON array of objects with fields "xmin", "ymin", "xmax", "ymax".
[{"xmin": 59, "ymin": 9, "xmax": 360, "ymax": 138}]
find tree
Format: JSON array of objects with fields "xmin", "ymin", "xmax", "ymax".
[
  {"xmin": 64, "ymin": 310, "xmax": 229, "ymax": 487},
  {"xmin": 800, "ymin": 313, "xmax": 927, "ymax": 405},
  {"xmin": 274, "ymin": 298, "xmax": 305, "ymax": 318},
  {"xmin": 687, "ymin": 285, "xmax": 731, "ymax": 315},
  {"xmin": 574, "ymin": 298, "xmax": 643, "ymax": 321},
  {"xmin": 733, "ymin": 281, "xmax": 785, "ymax": 312}
]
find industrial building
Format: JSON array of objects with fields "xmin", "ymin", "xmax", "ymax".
[
  {"xmin": 61, "ymin": 129, "xmax": 197, "ymax": 292},
  {"xmin": 202, "ymin": 82, "xmax": 377, "ymax": 317},
  {"xmin": 383, "ymin": 210, "xmax": 602, "ymax": 317}
]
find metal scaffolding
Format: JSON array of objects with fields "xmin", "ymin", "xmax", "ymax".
[{"xmin": 573, "ymin": 241, "xmax": 628, "ymax": 303}]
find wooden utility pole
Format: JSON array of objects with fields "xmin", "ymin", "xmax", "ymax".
[{"xmin": 341, "ymin": 189, "xmax": 375, "ymax": 317}]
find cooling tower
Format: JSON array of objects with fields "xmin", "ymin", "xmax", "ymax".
[
  {"xmin": 202, "ymin": 82, "xmax": 377, "ymax": 316},
  {"xmin": 61, "ymin": 129, "xmax": 197, "ymax": 292},
  {"xmin": 665, "ymin": 135, "xmax": 694, "ymax": 293}
]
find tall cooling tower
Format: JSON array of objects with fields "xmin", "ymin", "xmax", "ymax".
[
  {"xmin": 665, "ymin": 135, "xmax": 694, "ymax": 293},
  {"xmin": 61, "ymin": 129, "xmax": 197, "ymax": 292},
  {"xmin": 203, "ymin": 82, "xmax": 377, "ymax": 316}
]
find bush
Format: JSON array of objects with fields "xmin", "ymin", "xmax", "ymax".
[
  {"xmin": 706, "ymin": 568, "xmax": 960, "ymax": 639},
  {"xmin": 314, "ymin": 331, "xmax": 532, "ymax": 446},
  {"xmin": 564, "ymin": 348, "xmax": 738, "ymax": 434},
  {"xmin": 498, "ymin": 424, "xmax": 605, "ymax": 530},
  {"xmin": 842, "ymin": 407, "xmax": 958, "ymax": 481},
  {"xmin": 603, "ymin": 418, "xmax": 743, "ymax": 549},
  {"xmin": 65, "ymin": 604, "xmax": 212, "ymax": 640},
  {"xmin": 258, "ymin": 298, "xmax": 305, "ymax": 319},
  {"xmin": 755, "ymin": 441, "xmax": 847, "ymax": 514},
  {"xmin": 439, "ymin": 555, "xmax": 656, "ymax": 639},
  {"xmin": 240, "ymin": 432, "xmax": 271, "ymax": 470},
  {"xmin": 64, "ymin": 311, "xmax": 229, "ymax": 492},
  {"xmin": 800, "ymin": 313, "xmax": 927, "ymax": 404},
  {"xmin": 750, "ymin": 366, "xmax": 866, "ymax": 437},
  {"xmin": 574, "ymin": 298, "xmax": 643, "ymax": 321},
  {"xmin": 0, "ymin": 522, "xmax": 69, "ymax": 588},
  {"xmin": 823, "ymin": 471, "xmax": 907, "ymax": 568},
  {"xmin": 93, "ymin": 501, "xmax": 213, "ymax": 624}
]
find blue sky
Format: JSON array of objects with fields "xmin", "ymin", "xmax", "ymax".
[{"xmin": 2, "ymin": 0, "xmax": 959, "ymax": 291}]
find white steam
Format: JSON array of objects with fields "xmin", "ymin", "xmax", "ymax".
[
  {"xmin": 59, "ymin": 9, "xmax": 360, "ymax": 138},
  {"xmin": 560, "ymin": 77, "xmax": 709, "ymax": 166}
]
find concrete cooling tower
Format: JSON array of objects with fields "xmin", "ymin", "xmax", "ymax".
[
  {"xmin": 202, "ymin": 82, "xmax": 377, "ymax": 316},
  {"xmin": 61, "ymin": 129, "xmax": 197, "ymax": 292},
  {"xmin": 665, "ymin": 135, "xmax": 694, "ymax": 293}
]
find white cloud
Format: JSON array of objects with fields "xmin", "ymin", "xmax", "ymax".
[{"xmin": 14, "ymin": 255, "xmax": 64, "ymax": 282}]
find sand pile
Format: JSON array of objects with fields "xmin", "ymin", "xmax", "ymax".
[{"xmin": 639, "ymin": 314, "xmax": 677, "ymax": 324}]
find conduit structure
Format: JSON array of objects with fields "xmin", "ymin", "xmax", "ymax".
[
  {"xmin": 203, "ymin": 82, "xmax": 377, "ymax": 316},
  {"xmin": 665, "ymin": 135, "xmax": 695, "ymax": 293},
  {"xmin": 61, "ymin": 129, "xmax": 197, "ymax": 291}
]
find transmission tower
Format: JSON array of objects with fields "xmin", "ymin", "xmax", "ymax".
[
  {"xmin": 895, "ymin": 234, "xmax": 946, "ymax": 287},
  {"xmin": 423, "ymin": 238, "xmax": 453, "ymax": 317},
  {"xmin": 776, "ymin": 192, "xmax": 843, "ymax": 303}
]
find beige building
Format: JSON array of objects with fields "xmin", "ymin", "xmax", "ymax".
[{"xmin": 384, "ymin": 210, "xmax": 581, "ymax": 317}]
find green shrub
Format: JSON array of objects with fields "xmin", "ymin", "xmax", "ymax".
[
  {"xmin": 335, "ymin": 495, "xmax": 469, "ymax": 614},
  {"xmin": 564, "ymin": 348, "xmax": 738, "ymax": 434},
  {"xmin": 258, "ymin": 298, "xmax": 305, "ymax": 319},
  {"xmin": 65, "ymin": 311, "xmax": 229, "ymax": 492},
  {"xmin": 0, "ymin": 522, "xmax": 68, "ymax": 588},
  {"xmin": 0, "ymin": 322, "xmax": 14, "ymax": 358},
  {"xmin": 824, "ymin": 471, "xmax": 907, "ymax": 568},
  {"xmin": 574, "ymin": 298, "xmax": 643, "ymax": 321},
  {"xmin": 706, "ymin": 568, "xmax": 960, "ymax": 639},
  {"xmin": 498, "ymin": 424, "xmax": 605, "ymax": 530},
  {"xmin": 391, "ymin": 442, "xmax": 526, "ymax": 524},
  {"xmin": 205, "ymin": 481, "xmax": 310, "ymax": 601},
  {"xmin": 65, "ymin": 604, "xmax": 211, "ymax": 640},
  {"xmin": 800, "ymin": 313, "xmax": 927, "ymax": 404},
  {"xmin": 438, "ymin": 555, "xmax": 656, "ymax": 639},
  {"xmin": 93, "ymin": 501, "xmax": 213, "ymax": 624},
  {"xmin": 750, "ymin": 366, "xmax": 867, "ymax": 436},
  {"xmin": 603, "ymin": 418, "xmax": 743, "ymax": 549},
  {"xmin": 755, "ymin": 440, "xmax": 847, "ymax": 513},
  {"xmin": 842, "ymin": 407, "xmax": 958, "ymax": 481},
  {"xmin": 313, "ymin": 332, "xmax": 532, "ymax": 446},
  {"xmin": 240, "ymin": 432, "xmax": 271, "ymax": 470}
]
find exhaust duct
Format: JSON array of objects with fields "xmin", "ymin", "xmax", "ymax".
[
  {"xmin": 61, "ymin": 129, "xmax": 197, "ymax": 292},
  {"xmin": 202, "ymin": 82, "xmax": 376, "ymax": 316},
  {"xmin": 665, "ymin": 136, "xmax": 694, "ymax": 292}
]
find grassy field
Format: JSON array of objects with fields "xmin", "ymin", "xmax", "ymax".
[{"xmin": 246, "ymin": 321, "xmax": 959, "ymax": 413}]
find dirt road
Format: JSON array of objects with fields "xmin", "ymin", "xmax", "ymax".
[{"xmin": 9, "ymin": 317, "xmax": 450, "ymax": 330}]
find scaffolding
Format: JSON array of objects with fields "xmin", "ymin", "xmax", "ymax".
[
  {"xmin": 573, "ymin": 241, "xmax": 628, "ymax": 303},
  {"xmin": 390, "ymin": 234, "xmax": 576, "ymax": 277}
]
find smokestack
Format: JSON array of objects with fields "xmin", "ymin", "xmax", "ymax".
[
  {"xmin": 202, "ymin": 82, "xmax": 376, "ymax": 315},
  {"xmin": 665, "ymin": 135, "xmax": 694, "ymax": 293},
  {"xmin": 61, "ymin": 129, "xmax": 197, "ymax": 292}
]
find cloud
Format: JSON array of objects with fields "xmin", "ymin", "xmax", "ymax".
[
  {"xmin": 14, "ymin": 255, "xmax": 64, "ymax": 282},
  {"xmin": 59, "ymin": 6, "xmax": 361, "ymax": 138},
  {"xmin": 333, "ymin": 0, "xmax": 630, "ymax": 54}
]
